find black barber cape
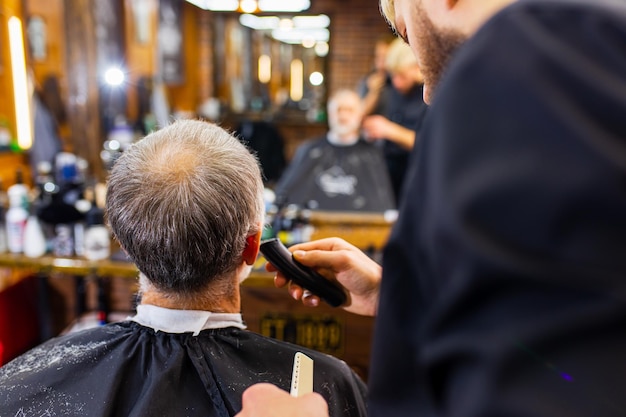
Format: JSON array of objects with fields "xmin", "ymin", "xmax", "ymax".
[
  {"xmin": 0, "ymin": 318, "xmax": 367, "ymax": 416},
  {"xmin": 274, "ymin": 136, "xmax": 396, "ymax": 212},
  {"xmin": 369, "ymin": 1, "xmax": 626, "ymax": 416},
  {"xmin": 381, "ymin": 83, "xmax": 428, "ymax": 203}
]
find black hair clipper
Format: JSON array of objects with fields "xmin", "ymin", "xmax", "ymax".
[{"xmin": 260, "ymin": 238, "xmax": 347, "ymax": 307}]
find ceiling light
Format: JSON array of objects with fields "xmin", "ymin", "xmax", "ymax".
[
  {"xmin": 104, "ymin": 67, "xmax": 126, "ymax": 86},
  {"xmin": 239, "ymin": 14, "xmax": 280, "ymax": 30},
  {"xmin": 186, "ymin": 0, "xmax": 238, "ymax": 11},
  {"xmin": 290, "ymin": 59, "xmax": 303, "ymax": 101},
  {"xmin": 258, "ymin": 0, "xmax": 310, "ymax": 12},
  {"xmin": 292, "ymin": 15, "xmax": 330, "ymax": 29},
  {"xmin": 186, "ymin": 0, "xmax": 309, "ymax": 12},
  {"xmin": 258, "ymin": 55, "xmax": 271, "ymax": 83},
  {"xmin": 309, "ymin": 72, "xmax": 324, "ymax": 86},
  {"xmin": 272, "ymin": 28, "xmax": 329, "ymax": 44},
  {"xmin": 314, "ymin": 42, "xmax": 329, "ymax": 57},
  {"xmin": 278, "ymin": 18, "xmax": 294, "ymax": 30},
  {"xmin": 302, "ymin": 38, "xmax": 315, "ymax": 48},
  {"xmin": 8, "ymin": 17, "xmax": 32, "ymax": 150},
  {"xmin": 239, "ymin": 0, "xmax": 258, "ymax": 13}
]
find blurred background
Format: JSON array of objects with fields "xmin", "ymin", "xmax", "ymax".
[{"xmin": 0, "ymin": 0, "xmax": 400, "ymax": 381}]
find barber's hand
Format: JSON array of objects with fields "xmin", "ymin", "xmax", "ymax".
[
  {"xmin": 366, "ymin": 71, "xmax": 386, "ymax": 94},
  {"xmin": 362, "ymin": 115, "xmax": 416, "ymax": 150},
  {"xmin": 267, "ymin": 237, "xmax": 381, "ymax": 316},
  {"xmin": 362, "ymin": 114, "xmax": 393, "ymax": 141},
  {"xmin": 236, "ymin": 383, "xmax": 328, "ymax": 417}
]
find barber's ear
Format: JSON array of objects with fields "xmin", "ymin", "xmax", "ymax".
[{"xmin": 242, "ymin": 230, "xmax": 262, "ymax": 265}]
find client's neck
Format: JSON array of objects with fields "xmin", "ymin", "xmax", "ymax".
[
  {"xmin": 140, "ymin": 291, "xmax": 240, "ymax": 313},
  {"xmin": 139, "ymin": 274, "xmax": 241, "ymax": 313},
  {"xmin": 327, "ymin": 131, "xmax": 359, "ymax": 146}
]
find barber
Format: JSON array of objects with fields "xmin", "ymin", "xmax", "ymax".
[{"xmin": 237, "ymin": 0, "xmax": 626, "ymax": 415}]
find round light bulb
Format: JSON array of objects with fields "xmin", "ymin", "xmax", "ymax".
[
  {"xmin": 104, "ymin": 67, "xmax": 125, "ymax": 86},
  {"xmin": 309, "ymin": 71, "xmax": 324, "ymax": 86},
  {"xmin": 240, "ymin": 0, "xmax": 258, "ymax": 13}
]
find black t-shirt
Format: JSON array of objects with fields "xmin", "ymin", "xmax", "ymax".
[
  {"xmin": 369, "ymin": 0, "xmax": 626, "ymax": 416},
  {"xmin": 382, "ymin": 83, "xmax": 429, "ymax": 203}
]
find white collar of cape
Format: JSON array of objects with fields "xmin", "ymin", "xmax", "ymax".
[{"xmin": 131, "ymin": 304, "xmax": 246, "ymax": 336}]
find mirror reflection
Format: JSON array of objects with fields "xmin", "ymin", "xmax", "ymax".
[
  {"xmin": 204, "ymin": 11, "xmax": 329, "ymax": 122},
  {"xmin": 6, "ymin": 0, "xmax": 418, "ymax": 194}
]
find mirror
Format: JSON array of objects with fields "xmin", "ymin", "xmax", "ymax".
[{"xmin": 207, "ymin": 12, "xmax": 330, "ymax": 122}]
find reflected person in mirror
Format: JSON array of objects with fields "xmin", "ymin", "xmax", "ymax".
[
  {"xmin": 274, "ymin": 88, "xmax": 395, "ymax": 213},
  {"xmin": 361, "ymin": 38, "xmax": 429, "ymax": 204}
]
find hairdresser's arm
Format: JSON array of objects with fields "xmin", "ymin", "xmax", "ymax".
[
  {"xmin": 268, "ymin": 237, "xmax": 381, "ymax": 317},
  {"xmin": 362, "ymin": 114, "xmax": 416, "ymax": 150}
]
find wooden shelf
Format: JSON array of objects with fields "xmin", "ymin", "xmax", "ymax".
[
  {"xmin": 0, "ymin": 251, "xmax": 374, "ymax": 381},
  {"xmin": 0, "ymin": 253, "xmax": 139, "ymax": 278},
  {"xmin": 0, "ymin": 252, "xmax": 275, "ymax": 286},
  {"xmin": 308, "ymin": 210, "xmax": 397, "ymax": 251}
]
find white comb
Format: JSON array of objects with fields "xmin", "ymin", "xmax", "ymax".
[{"xmin": 290, "ymin": 352, "xmax": 314, "ymax": 397}]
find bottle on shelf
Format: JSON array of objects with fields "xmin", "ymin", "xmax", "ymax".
[
  {"xmin": 0, "ymin": 179, "xmax": 8, "ymax": 211},
  {"xmin": 8, "ymin": 168, "xmax": 29, "ymax": 209},
  {"xmin": 55, "ymin": 152, "xmax": 78, "ymax": 186},
  {"xmin": 23, "ymin": 202, "xmax": 47, "ymax": 258},
  {"xmin": 5, "ymin": 170, "xmax": 30, "ymax": 254},
  {"xmin": 0, "ymin": 181, "xmax": 7, "ymax": 254},
  {"xmin": 84, "ymin": 201, "xmax": 110, "ymax": 261},
  {"xmin": 0, "ymin": 118, "xmax": 12, "ymax": 151},
  {"xmin": 53, "ymin": 224, "xmax": 74, "ymax": 257},
  {"xmin": 34, "ymin": 161, "xmax": 57, "ymax": 205},
  {"xmin": 0, "ymin": 220, "xmax": 6, "ymax": 254},
  {"xmin": 0, "ymin": 207, "xmax": 7, "ymax": 253},
  {"xmin": 74, "ymin": 197, "xmax": 92, "ymax": 258}
]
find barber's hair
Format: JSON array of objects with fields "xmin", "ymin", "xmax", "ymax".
[
  {"xmin": 106, "ymin": 119, "xmax": 264, "ymax": 295},
  {"xmin": 379, "ymin": 0, "xmax": 396, "ymax": 31},
  {"xmin": 385, "ymin": 37, "xmax": 418, "ymax": 72}
]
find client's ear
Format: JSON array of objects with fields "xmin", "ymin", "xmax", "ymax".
[
  {"xmin": 242, "ymin": 230, "xmax": 262, "ymax": 265},
  {"xmin": 446, "ymin": 0, "xmax": 459, "ymax": 9}
]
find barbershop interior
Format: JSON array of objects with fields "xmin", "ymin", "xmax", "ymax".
[{"xmin": 0, "ymin": 0, "xmax": 416, "ymax": 384}]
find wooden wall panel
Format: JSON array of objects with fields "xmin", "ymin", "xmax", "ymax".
[
  {"xmin": 25, "ymin": 0, "xmax": 66, "ymax": 88},
  {"xmin": 24, "ymin": 0, "xmax": 72, "ymax": 147},
  {"xmin": 0, "ymin": 0, "xmax": 32, "ymax": 188},
  {"xmin": 197, "ymin": 11, "xmax": 214, "ymax": 100},
  {"xmin": 123, "ymin": 0, "xmax": 158, "ymax": 124},
  {"xmin": 63, "ymin": 0, "xmax": 103, "ymax": 179},
  {"xmin": 164, "ymin": 1, "xmax": 202, "ymax": 116},
  {"xmin": 309, "ymin": 0, "xmax": 393, "ymax": 94},
  {"xmin": 0, "ymin": 153, "xmax": 31, "ymax": 188}
]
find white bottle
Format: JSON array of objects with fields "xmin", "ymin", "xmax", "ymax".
[
  {"xmin": 23, "ymin": 206, "xmax": 47, "ymax": 258},
  {"xmin": 0, "ymin": 207, "xmax": 7, "ymax": 253},
  {"xmin": 0, "ymin": 182, "xmax": 7, "ymax": 253},
  {"xmin": 6, "ymin": 190, "xmax": 28, "ymax": 254},
  {"xmin": 74, "ymin": 198, "xmax": 92, "ymax": 257},
  {"xmin": 84, "ymin": 205, "xmax": 110, "ymax": 261}
]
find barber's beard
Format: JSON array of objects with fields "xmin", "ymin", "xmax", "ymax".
[{"xmin": 414, "ymin": 3, "xmax": 466, "ymax": 102}]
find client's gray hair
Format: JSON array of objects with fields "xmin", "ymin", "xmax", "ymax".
[{"xmin": 106, "ymin": 119, "xmax": 264, "ymax": 295}]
